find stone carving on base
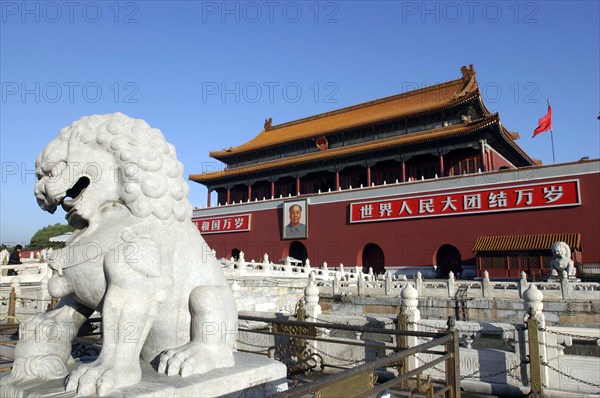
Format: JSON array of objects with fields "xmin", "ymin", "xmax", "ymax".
[
  {"xmin": 2, "ymin": 113, "xmax": 239, "ymax": 397},
  {"xmin": 550, "ymin": 241, "xmax": 576, "ymax": 277}
]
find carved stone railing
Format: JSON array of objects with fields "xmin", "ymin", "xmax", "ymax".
[
  {"xmin": 219, "ymin": 253, "xmax": 600, "ymax": 301},
  {"xmin": 237, "ymin": 276, "xmax": 600, "ymax": 396}
]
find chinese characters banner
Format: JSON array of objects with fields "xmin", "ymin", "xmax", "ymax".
[
  {"xmin": 350, "ymin": 180, "xmax": 580, "ymax": 223},
  {"xmin": 193, "ymin": 214, "xmax": 251, "ymax": 234}
]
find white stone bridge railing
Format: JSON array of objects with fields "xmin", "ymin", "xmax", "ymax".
[
  {"xmin": 238, "ymin": 277, "xmax": 600, "ymax": 396},
  {"xmin": 219, "ymin": 252, "xmax": 600, "ymax": 300}
]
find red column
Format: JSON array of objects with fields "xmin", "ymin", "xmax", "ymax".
[
  {"xmin": 480, "ymin": 140, "xmax": 487, "ymax": 172},
  {"xmin": 296, "ymin": 177, "xmax": 301, "ymax": 195},
  {"xmin": 226, "ymin": 188, "xmax": 231, "ymax": 205},
  {"xmin": 335, "ymin": 170, "xmax": 340, "ymax": 190},
  {"xmin": 207, "ymin": 189, "xmax": 212, "ymax": 207},
  {"xmin": 366, "ymin": 164, "xmax": 371, "ymax": 186},
  {"xmin": 401, "ymin": 161, "xmax": 406, "ymax": 182},
  {"xmin": 439, "ymin": 153, "xmax": 445, "ymax": 177},
  {"xmin": 247, "ymin": 185, "xmax": 252, "ymax": 202},
  {"xmin": 271, "ymin": 181, "xmax": 275, "ymax": 198}
]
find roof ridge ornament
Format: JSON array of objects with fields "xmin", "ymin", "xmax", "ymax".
[
  {"xmin": 454, "ymin": 64, "xmax": 477, "ymax": 99},
  {"xmin": 461, "ymin": 64, "xmax": 475, "ymax": 80},
  {"xmin": 264, "ymin": 117, "xmax": 273, "ymax": 131}
]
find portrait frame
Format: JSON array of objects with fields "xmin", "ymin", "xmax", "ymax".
[{"xmin": 282, "ymin": 199, "xmax": 308, "ymax": 240}]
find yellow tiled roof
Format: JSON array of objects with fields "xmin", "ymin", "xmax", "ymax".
[
  {"xmin": 191, "ymin": 115, "xmax": 504, "ymax": 183},
  {"xmin": 472, "ymin": 233, "xmax": 582, "ymax": 252},
  {"xmin": 210, "ymin": 65, "xmax": 479, "ymax": 159}
]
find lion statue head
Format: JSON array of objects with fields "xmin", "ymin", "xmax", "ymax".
[
  {"xmin": 550, "ymin": 241, "xmax": 576, "ymax": 277},
  {"xmin": 34, "ymin": 113, "xmax": 192, "ymax": 239}
]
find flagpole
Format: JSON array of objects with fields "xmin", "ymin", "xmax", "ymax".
[
  {"xmin": 550, "ymin": 128, "xmax": 556, "ymax": 163},
  {"xmin": 547, "ymin": 99, "xmax": 555, "ymax": 163}
]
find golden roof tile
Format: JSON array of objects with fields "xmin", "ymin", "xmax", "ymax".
[{"xmin": 472, "ymin": 233, "xmax": 582, "ymax": 252}]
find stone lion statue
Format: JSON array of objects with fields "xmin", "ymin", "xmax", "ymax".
[
  {"xmin": 550, "ymin": 241, "xmax": 576, "ymax": 277},
  {"xmin": 2, "ymin": 113, "xmax": 237, "ymax": 396}
]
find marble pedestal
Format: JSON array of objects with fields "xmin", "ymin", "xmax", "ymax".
[{"xmin": 3, "ymin": 353, "xmax": 288, "ymax": 398}]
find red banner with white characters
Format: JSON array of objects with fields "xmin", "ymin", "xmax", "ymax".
[
  {"xmin": 350, "ymin": 179, "xmax": 581, "ymax": 223},
  {"xmin": 193, "ymin": 214, "xmax": 251, "ymax": 234}
]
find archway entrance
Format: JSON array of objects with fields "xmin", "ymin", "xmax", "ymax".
[
  {"xmin": 362, "ymin": 243, "xmax": 385, "ymax": 275},
  {"xmin": 289, "ymin": 241, "xmax": 308, "ymax": 265},
  {"xmin": 436, "ymin": 244, "xmax": 462, "ymax": 278},
  {"xmin": 231, "ymin": 248, "xmax": 241, "ymax": 261}
]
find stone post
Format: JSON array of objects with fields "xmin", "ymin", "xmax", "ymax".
[
  {"xmin": 357, "ymin": 271, "xmax": 365, "ymax": 296},
  {"xmin": 304, "ymin": 272, "xmax": 321, "ymax": 319},
  {"xmin": 238, "ymin": 251, "xmax": 246, "ymax": 276},
  {"xmin": 284, "ymin": 257, "xmax": 291, "ymax": 275},
  {"xmin": 10, "ymin": 277, "xmax": 21, "ymax": 308},
  {"xmin": 262, "ymin": 253, "xmax": 270, "ymax": 275},
  {"xmin": 447, "ymin": 271, "xmax": 455, "ymax": 298},
  {"xmin": 333, "ymin": 271, "xmax": 341, "ymax": 295},
  {"xmin": 523, "ymin": 283, "xmax": 549, "ymax": 391},
  {"xmin": 560, "ymin": 271, "xmax": 571, "ymax": 299},
  {"xmin": 482, "ymin": 270, "xmax": 491, "ymax": 298},
  {"xmin": 304, "ymin": 258, "xmax": 311, "ymax": 275},
  {"xmin": 400, "ymin": 283, "xmax": 420, "ymax": 370},
  {"xmin": 415, "ymin": 272, "xmax": 423, "ymax": 296},
  {"xmin": 8, "ymin": 288, "xmax": 17, "ymax": 325},
  {"xmin": 385, "ymin": 271, "xmax": 392, "ymax": 296},
  {"xmin": 519, "ymin": 271, "xmax": 528, "ymax": 298},
  {"xmin": 354, "ymin": 265, "xmax": 360, "ymax": 276},
  {"xmin": 322, "ymin": 261, "xmax": 328, "ymax": 279},
  {"xmin": 339, "ymin": 263, "xmax": 345, "ymax": 278},
  {"xmin": 39, "ymin": 274, "xmax": 50, "ymax": 311},
  {"xmin": 368, "ymin": 267, "xmax": 374, "ymax": 281}
]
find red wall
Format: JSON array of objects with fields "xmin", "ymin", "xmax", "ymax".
[{"xmin": 198, "ymin": 171, "xmax": 600, "ymax": 270}]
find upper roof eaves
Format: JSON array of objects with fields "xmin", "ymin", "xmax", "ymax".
[{"xmin": 210, "ymin": 65, "xmax": 479, "ymax": 160}]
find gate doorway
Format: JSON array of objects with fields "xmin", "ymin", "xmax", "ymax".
[
  {"xmin": 289, "ymin": 241, "xmax": 308, "ymax": 265},
  {"xmin": 436, "ymin": 244, "xmax": 462, "ymax": 278},
  {"xmin": 362, "ymin": 243, "xmax": 385, "ymax": 275}
]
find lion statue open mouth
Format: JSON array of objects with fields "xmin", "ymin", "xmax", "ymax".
[{"xmin": 2, "ymin": 113, "xmax": 237, "ymax": 396}]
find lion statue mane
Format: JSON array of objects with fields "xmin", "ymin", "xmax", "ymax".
[{"xmin": 2, "ymin": 113, "xmax": 238, "ymax": 397}]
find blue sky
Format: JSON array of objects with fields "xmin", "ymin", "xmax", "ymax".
[{"xmin": 1, "ymin": 1, "xmax": 599, "ymax": 245}]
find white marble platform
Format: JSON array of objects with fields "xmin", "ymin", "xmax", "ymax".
[{"xmin": 2, "ymin": 352, "xmax": 288, "ymax": 397}]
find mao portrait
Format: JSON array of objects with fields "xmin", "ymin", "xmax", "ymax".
[{"xmin": 283, "ymin": 200, "xmax": 308, "ymax": 239}]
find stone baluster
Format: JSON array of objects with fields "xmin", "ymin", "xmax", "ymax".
[
  {"xmin": 322, "ymin": 261, "xmax": 328, "ymax": 279},
  {"xmin": 333, "ymin": 271, "xmax": 341, "ymax": 295},
  {"xmin": 560, "ymin": 271, "xmax": 571, "ymax": 299},
  {"xmin": 482, "ymin": 270, "xmax": 491, "ymax": 298},
  {"xmin": 357, "ymin": 271, "xmax": 365, "ymax": 296},
  {"xmin": 339, "ymin": 263, "xmax": 345, "ymax": 277},
  {"xmin": 304, "ymin": 272, "xmax": 321, "ymax": 318},
  {"xmin": 385, "ymin": 271, "xmax": 393, "ymax": 296},
  {"xmin": 238, "ymin": 251, "xmax": 246, "ymax": 276},
  {"xmin": 368, "ymin": 267, "xmax": 374, "ymax": 281},
  {"xmin": 400, "ymin": 283, "xmax": 421, "ymax": 370},
  {"xmin": 354, "ymin": 265, "xmax": 360, "ymax": 276},
  {"xmin": 447, "ymin": 271, "xmax": 455, "ymax": 297},
  {"xmin": 304, "ymin": 258, "xmax": 311, "ymax": 275},
  {"xmin": 519, "ymin": 271, "xmax": 528, "ymax": 298},
  {"xmin": 11, "ymin": 277, "xmax": 21, "ymax": 308},
  {"xmin": 523, "ymin": 283, "xmax": 549, "ymax": 389},
  {"xmin": 415, "ymin": 272, "xmax": 423, "ymax": 296},
  {"xmin": 39, "ymin": 274, "xmax": 50, "ymax": 311}
]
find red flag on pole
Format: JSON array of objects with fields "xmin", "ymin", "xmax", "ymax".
[{"xmin": 532, "ymin": 103, "xmax": 552, "ymax": 137}]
